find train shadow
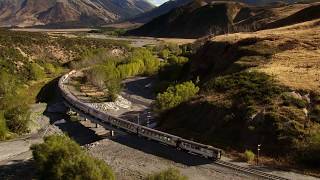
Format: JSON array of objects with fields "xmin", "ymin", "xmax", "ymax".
[
  {"xmin": 37, "ymin": 77, "xmax": 212, "ymax": 166},
  {"xmin": 0, "ymin": 160, "xmax": 35, "ymax": 180},
  {"xmin": 109, "ymin": 132, "xmax": 214, "ymax": 166},
  {"xmin": 36, "ymin": 77, "xmax": 102, "ymax": 145}
]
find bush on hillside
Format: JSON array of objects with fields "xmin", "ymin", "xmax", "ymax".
[
  {"xmin": 282, "ymin": 93, "xmax": 308, "ymax": 108},
  {"xmin": 0, "ymin": 111, "xmax": 8, "ymax": 140},
  {"xmin": 168, "ymin": 56, "xmax": 188, "ymax": 65},
  {"xmin": 0, "ymin": 70, "xmax": 17, "ymax": 97},
  {"xmin": 244, "ymin": 150, "xmax": 255, "ymax": 162},
  {"xmin": 31, "ymin": 135, "xmax": 115, "ymax": 180},
  {"xmin": 29, "ymin": 63, "xmax": 46, "ymax": 81},
  {"xmin": 43, "ymin": 63, "xmax": 57, "ymax": 75},
  {"xmin": 146, "ymin": 168, "xmax": 187, "ymax": 180},
  {"xmin": 159, "ymin": 49, "xmax": 170, "ymax": 60},
  {"xmin": 296, "ymin": 133, "xmax": 320, "ymax": 167},
  {"xmin": 4, "ymin": 104, "xmax": 30, "ymax": 135},
  {"xmin": 310, "ymin": 105, "xmax": 320, "ymax": 123},
  {"xmin": 155, "ymin": 81, "xmax": 199, "ymax": 111},
  {"xmin": 159, "ymin": 56, "xmax": 189, "ymax": 82},
  {"xmin": 205, "ymin": 71, "xmax": 284, "ymax": 105}
]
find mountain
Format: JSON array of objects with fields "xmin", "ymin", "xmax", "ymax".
[
  {"xmin": 128, "ymin": 1, "xmax": 320, "ymax": 38},
  {"xmin": 0, "ymin": 0, "xmax": 155, "ymax": 27},
  {"xmin": 129, "ymin": 0, "xmax": 193, "ymax": 23}
]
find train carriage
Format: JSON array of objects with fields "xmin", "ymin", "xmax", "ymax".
[
  {"xmin": 110, "ymin": 117, "xmax": 138, "ymax": 134},
  {"xmin": 179, "ymin": 138, "xmax": 222, "ymax": 160},
  {"xmin": 138, "ymin": 127, "xmax": 179, "ymax": 146}
]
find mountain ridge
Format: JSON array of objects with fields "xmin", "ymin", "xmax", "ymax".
[
  {"xmin": 0, "ymin": 0, "xmax": 155, "ymax": 27},
  {"xmin": 128, "ymin": 1, "xmax": 320, "ymax": 38}
]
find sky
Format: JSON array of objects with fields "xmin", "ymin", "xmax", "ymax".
[{"xmin": 148, "ymin": 0, "xmax": 169, "ymax": 6}]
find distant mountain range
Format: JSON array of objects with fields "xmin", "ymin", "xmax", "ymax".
[
  {"xmin": 0, "ymin": 0, "xmax": 155, "ymax": 27},
  {"xmin": 128, "ymin": 0, "xmax": 320, "ymax": 38},
  {"xmin": 129, "ymin": 0, "xmax": 193, "ymax": 23},
  {"xmin": 127, "ymin": 0, "xmax": 317, "ymax": 23}
]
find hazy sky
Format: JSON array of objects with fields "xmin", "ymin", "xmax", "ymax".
[{"xmin": 148, "ymin": 0, "xmax": 169, "ymax": 6}]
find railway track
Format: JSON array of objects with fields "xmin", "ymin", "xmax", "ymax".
[
  {"xmin": 59, "ymin": 70, "xmax": 289, "ymax": 180},
  {"xmin": 215, "ymin": 160, "xmax": 288, "ymax": 180}
]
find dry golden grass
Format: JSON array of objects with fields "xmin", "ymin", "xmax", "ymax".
[{"xmin": 211, "ymin": 19, "xmax": 320, "ymax": 92}]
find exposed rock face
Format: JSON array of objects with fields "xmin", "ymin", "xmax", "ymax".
[{"xmin": 0, "ymin": 0, "xmax": 155, "ymax": 27}]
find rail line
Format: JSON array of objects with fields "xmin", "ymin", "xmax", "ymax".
[
  {"xmin": 59, "ymin": 70, "xmax": 288, "ymax": 180},
  {"xmin": 215, "ymin": 160, "xmax": 288, "ymax": 180}
]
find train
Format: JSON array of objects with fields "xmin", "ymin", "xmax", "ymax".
[{"xmin": 58, "ymin": 71, "xmax": 223, "ymax": 160}]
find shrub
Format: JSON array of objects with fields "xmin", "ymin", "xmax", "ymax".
[
  {"xmin": 159, "ymin": 49, "xmax": 170, "ymax": 60},
  {"xmin": 282, "ymin": 93, "xmax": 308, "ymax": 108},
  {"xmin": 43, "ymin": 63, "xmax": 56, "ymax": 74},
  {"xmin": 244, "ymin": 150, "xmax": 255, "ymax": 162},
  {"xmin": 0, "ymin": 70, "xmax": 17, "ymax": 97},
  {"xmin": 310, "ymin": 105, "xmax": 320, "ymax": 122},
  {"xmin": 146, "ymin": 168, "xmax": 187, "ymax": 180},
  {"xmin": 296, "ymin": 133, "xmax": 320, "ymax": 167},
  {"xmin": 31, "ymin": 135, "xmax": 115, "ymax": 180},
  {"xmin": 4, "ymin": 104, "xmax": 30, "ymax": 135},
  {"xmin": 168, "ymin": 56, "xmax": 188, "ymax": 65},
  {"xmin": 155, "ymin": 81, "xmax": 199, "ymax": 111},
  {"xmin": 29, "ymin": 63, "xmax": 46, "ymax": 80},
  {"xmin": 106, "ymin": 79, "xmax": 122, "ymax": 102},
  {"xmin": 205, "ymin": 71, "xmax": 283, "ymax": 105},
  {"xmin": 0, "ymin": 111, "xmax": 8, "ymax": 140}
]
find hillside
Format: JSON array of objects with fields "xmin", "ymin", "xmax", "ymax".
[
  {"xmin": 0, "ymin": 0, "xmax": 155, "ymax": 27},
  {"xmin": 157, "ymin": 19, "xmax": 320, "ymax": 169},
  {"xmin": 128, "ymin": 1, "xmax": 320, "ymax": 38},
  {"xmin": 128, "ymin": 0, "xmax": 192, "ymax": 23}
]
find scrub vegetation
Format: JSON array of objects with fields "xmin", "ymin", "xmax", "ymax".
[
  {"xmin": 146, "ymin": 168, "xmax": 187, "ymax": 180},
  {"xmin": 0, "ymin": 29, "xmax": 127, "ymax": 140},
  {"xmin": 31, "ymin": 135, "xmax": 115, "ymax": 180},
  {"xmin": 156, "ymin": 21, "xmax": 320, "ymax": 170},
  {"xmin": 82, "ymin": 48, "xmax": 160, "ymax": 101}
]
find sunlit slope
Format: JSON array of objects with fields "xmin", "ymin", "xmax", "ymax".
[{"xmin": 210, "ymin": 19, "xmax": 320, "ymax": 92}]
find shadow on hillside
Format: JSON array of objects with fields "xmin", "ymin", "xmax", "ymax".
[
  {"xmin": 36, "ymin": 77, "xmax": 102, "ymax": 145},
  {"xmin": 0, "ymin": 160, "xmax": 35, "ymax": 180},
  {"xmin": 123, "ymin": 77, "xmax": 156, "ymax": 100},
  {"xmin": 109, "ymin": 133, "xmax": 213, "ymax": 166}
]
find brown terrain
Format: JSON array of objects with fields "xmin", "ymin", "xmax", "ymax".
[
  {"xmin": 128, "ymin": 1, "xmax": 320, "ymax": 38},
  {"xmin": 0, "ymin": 0, "xmax": 155, "ymax": 27},
  {"xmin": 206, "ymin": 19, "xmax": 320, "ymax": 92}
]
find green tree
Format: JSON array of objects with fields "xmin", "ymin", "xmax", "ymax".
[
  {"xmin": 31, "ymin": 135, "xmax": 115, "ymax": 180},
  {"xmin": 147, "ymin": 168, "xmax": 187, "ymax": 180},
  {"xmin": 155, "ymin": 81, "xmax": 199, "ymax": 111},
  {"xmin": 4, "ymin": 104, "xmax": 30, "ymax": 135}
]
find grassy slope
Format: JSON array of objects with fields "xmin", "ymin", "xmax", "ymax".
[
  {"xmin": 158, "ymin": 20, "xmax": 320, "ymax": 169},
  {"xmin": 0, "ymin": 29, "xmax": 128, "ymax": 139}
]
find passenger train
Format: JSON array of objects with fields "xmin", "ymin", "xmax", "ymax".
[{"xmin": 59, "ymin": 71, "xmax": 223, "ymax": 160}]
